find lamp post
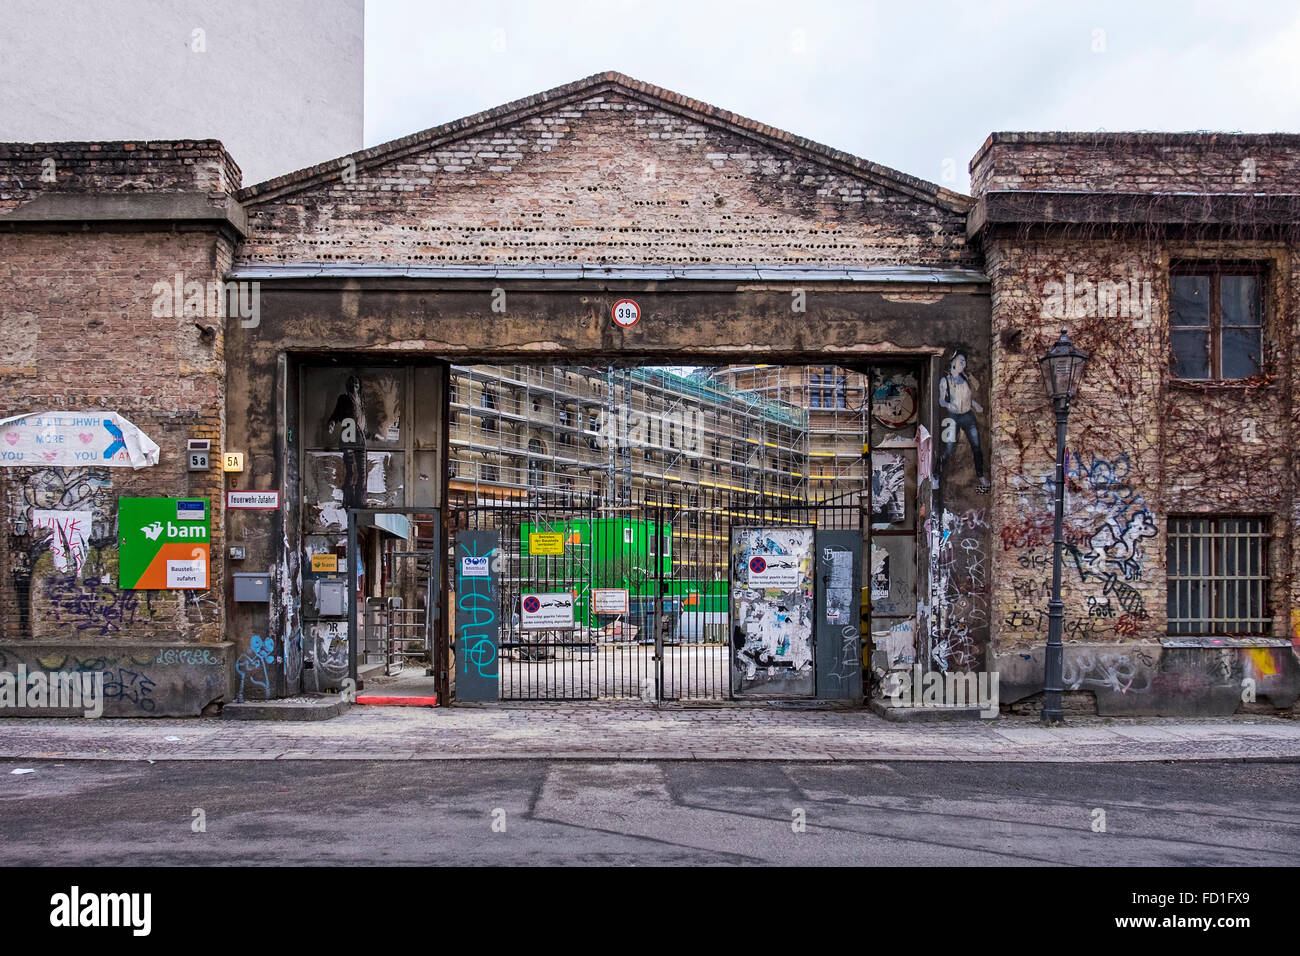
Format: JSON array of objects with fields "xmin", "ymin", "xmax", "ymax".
[{"xmin": 1038, "ymin": 328, "xmax": 1089, "ymax": 724}]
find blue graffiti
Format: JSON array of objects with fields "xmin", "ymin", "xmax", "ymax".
[
  {"xmin": 456, "ymin": 542, "xmax": 498, "ymax": 678},
  {"xmin": 235, "ymin": 633, "xmax": 275, "ymax": 701}
]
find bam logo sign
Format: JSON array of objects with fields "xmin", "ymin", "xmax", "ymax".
[
  {"xmin": 140, "ymin": 520, "xmax": 208, "ymax": 541},
  {"xmin": 119, "ymin": 498, "xmax": 211, "ymax": 590}
]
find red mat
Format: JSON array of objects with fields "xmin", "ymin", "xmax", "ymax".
[{"xmin": 355, "ymin": 695, "xmax": 439, "ymax": 707}]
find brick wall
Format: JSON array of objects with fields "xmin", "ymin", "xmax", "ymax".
[
  {"xmin": 0, "ymin": 141, "xmax": 236, "ymax": 646},
  {"xmin": 974, "ymin": 134, "xmax": 1300, "ymax": 712},
  {"xmin": 239, "ymin": 89, "xmax": 975, "ymax": 268},
  {"xmin": 0, "ymin": 140, "xmax": 240, "ymax": 212},
  {"xmin": 970, "ymin": 132, "xmax": 1300, "ymax": 196}
]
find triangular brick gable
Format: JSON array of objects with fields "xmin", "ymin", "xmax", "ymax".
[{"xmin": 237, "ymin": 72, "xmax": 976, "ymax": 268}]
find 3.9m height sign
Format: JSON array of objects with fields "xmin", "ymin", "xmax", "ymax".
[{"xmin": 118, "ymin": 498, "xmax": 210, "ymax": 589}]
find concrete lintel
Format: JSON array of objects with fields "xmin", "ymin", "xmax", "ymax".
[
  {"xmin": 0, "ymin": 191, "xmax": 247, "ymax": 237},
  {"xmin": 968, "ymin": 190, "xmax": 1300, "ymax": 240}
]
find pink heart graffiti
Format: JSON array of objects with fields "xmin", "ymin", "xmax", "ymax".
[
  {"xmin": 42, "ymin": 451, "xmax": 58, "ymax": 461},
  {"xmin": 79, "ymin": 433, "xmax": 94, "ymax": 444},
  {"xmin": 3, "ymin": 433, "xmax": 17, "ymax": 446}
]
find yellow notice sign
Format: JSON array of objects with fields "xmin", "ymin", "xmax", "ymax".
[
  {"xmin": 312, "ymin": 553, "xmax": 338, "ymax": 573},
  {"xmin": 528, "ymin": 532, "xmax": 565, "ymax": 555}
]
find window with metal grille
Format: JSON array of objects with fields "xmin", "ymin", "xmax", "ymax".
[
  {"xmin": 1170, "ymin": 264, "xmax": 1265, "ymax": 380},
  {"xmin": 1166, "ymin": 516, "xmax": 1271, "ymax": 635}
]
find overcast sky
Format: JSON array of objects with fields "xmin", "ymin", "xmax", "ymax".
[{"xmin": 364, "ymin": 0, "xmax": 1300, "ymax": 192}]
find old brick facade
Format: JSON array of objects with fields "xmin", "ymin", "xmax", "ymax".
[{"xmin": 1, "ymin": 75, "xmax": 1296, "ymax": 717}]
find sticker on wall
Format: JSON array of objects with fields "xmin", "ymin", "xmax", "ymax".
[
  {"xmin": 118, "ymin": 498, "xmax": 210, "ymax": 590},
  {"xmin": 0, "ymin": 411, "xmax": 159, "ymax": 469}
]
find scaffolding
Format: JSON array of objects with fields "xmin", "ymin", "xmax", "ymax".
[
  {"xmin": 446, "ymin": 363, "xmax": 812, "ymax": 509},
  {"xmin": 711, "ymin": 364, "xmax": 873, "ymax": 503}
]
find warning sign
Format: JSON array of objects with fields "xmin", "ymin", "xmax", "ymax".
[
  {"xmin": 119, "ymin": 498, "xmax": 210, "ymax": 590},
  {"xmin": 748, "ymin": 553, "xmax": 802, "ymax": 589},
  {"xmin": 521, "ymin": 592, "xmax": 576, "ymax": 630},
  {"xmin": 592, "ymin": 588, "xmax": 630, "ymax": 614},
  {"xmin": 528, "ymin": 532, "xmax": 565, "ymax": 555}
]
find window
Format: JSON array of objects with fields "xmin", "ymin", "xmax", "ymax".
[
  {"xmin": 481, "ymin": 387, "xmax": 498, "ymax": 410},
  {"xmin": 809, "ymin": 366, "xmax": 847, "ymax": 408},
  {"xmin": 481, "ymin": 463, "xmax": 499, "ymax": 483},
  {"xmin": 1167, "ymin": 516, "xmax": 1271, "ymax": 635},
  {"xmin": 481, "ymin": 416, "xmax": 496, "ymax": 434},
  {"xmin": 1170, "ymin": 265, "xmax": 1265, "ymax": 380}
]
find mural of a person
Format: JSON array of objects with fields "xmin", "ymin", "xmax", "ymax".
[
  {"xmin": 326, "ymin": 374, "xmax": 369, "ymax": 509},
  {"xmin": 936, "ymin": 351, "xmax": 989, "ymax": 493}
]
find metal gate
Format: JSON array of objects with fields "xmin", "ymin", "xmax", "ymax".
[{"xmin": 451, "ymin": 488, "xmax": 863, "ymax": 701}]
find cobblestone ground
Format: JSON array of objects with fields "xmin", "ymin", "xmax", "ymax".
[{"xmin": 0, "ymin": 706, "xmax": 1296, "ymax": 763}]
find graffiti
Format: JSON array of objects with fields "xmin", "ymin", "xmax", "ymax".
[
  {"xmin": 41, "ymin": 574, "xmax": 142, "ymax": 635},
  {"xmin": 999, "ymin": 514, "xmax": 1091, "ymax": 551},
  {"xmin": 1081, "ymin": 510, "xmax": 1156, "ymax": 581},
  {"xmin": 1065, "ymin": 545, "xmax": 1148, "ymax": 617},
  {"xmin": 925, "ymin": 509, "xmax": 988, "ymax": 671},
  {"xmin": 1086, "ymin": 595, "xmax": 1115, "ymax": 618},
  {"xmin": 235, "ymin": 634, "xmax": 275, "ymax": 701},
  {"xmin": 1062, "ymin": 651, "xmax": 1151, "ymax": 694},
  {"xmin": 184, "ymin": 589, "xmax": 221, "ymax": 624},
  {"xmin": 30, "ymin": 510, "xmax": 93, "ymax": 575},
  {"xmin": 1012, "ymin": 577, "xmax": 1050, "ymax": 603},
  {"xmin": 457, "ymin": 550, "xmax": 498, "ymax": 679},
  {"xmin": 7, "ymin": 467, "xmax": 117, "ymax": 638},
  {"xmin": 155, "ymin": 648, "xmax": 222, "ymax": 666},
  {"xmin": 101, "ymin": 667, "xmax": 157, "ymax": 712}
]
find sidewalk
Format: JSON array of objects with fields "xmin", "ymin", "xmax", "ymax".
[{"xmin": 1, "ymin": 704, "xmax": 1297, "ymax": 763}]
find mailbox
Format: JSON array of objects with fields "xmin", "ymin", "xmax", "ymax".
[{"xmin": 232, "ymin": 572, "xmax": 271, "ymax": 603}]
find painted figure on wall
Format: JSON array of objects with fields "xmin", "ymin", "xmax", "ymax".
[
  {"xmin": 326, "ymin": 375, "xmax": 369, "ymax": 509},
  {"xmin": 936, "ymin": 351, "xmax": 989, "ymax": 493}
]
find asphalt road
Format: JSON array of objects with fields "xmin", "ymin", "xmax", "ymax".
[{"xmin": 1, "ymin": 759, "xmax": 1295, "ymax": 866}]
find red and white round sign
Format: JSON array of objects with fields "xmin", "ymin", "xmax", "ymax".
[{"xmin": 611, "ymin": 299, "xmax": 641, "ymax": 328}]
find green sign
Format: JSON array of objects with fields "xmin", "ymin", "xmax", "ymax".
[{"xmin": 118, "ymin": 497, "xmax": 210, "ymax": 589}]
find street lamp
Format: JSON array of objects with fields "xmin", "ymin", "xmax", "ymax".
[{"xmin": 1037, "ymin": 328, "xmax": 1089, "ymax": 724}]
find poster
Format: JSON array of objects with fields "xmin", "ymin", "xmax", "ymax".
[
  {"xmin": 0, "ymin": 411, "xmax": 159, "ymax": 469},
  {"xmin": 730, "ymin": 526, "xmax": 814, "ymax": 697}
]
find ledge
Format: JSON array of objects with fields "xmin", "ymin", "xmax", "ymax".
[
  {"xmin": 968, "ymin": 190, "xmax": 1300, "ymax": 239},
  {"xmin": 0, "ymin": 191, "xmax": 247, "ymax": 238}
]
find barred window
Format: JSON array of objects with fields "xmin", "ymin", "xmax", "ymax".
[{"xmin": 1166, "ymin": 517, "xmax": 1271, "ymax": 635}]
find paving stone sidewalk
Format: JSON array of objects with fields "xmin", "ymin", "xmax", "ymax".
[{"xmin": 1, "ymin": 704, "xmax": 1298, "ymax": 762}]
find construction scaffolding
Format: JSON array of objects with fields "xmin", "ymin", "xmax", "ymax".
[
  {"xmin": 711, "ymin": 364, "xmax": 874, "ymax": 503},
  {"xmin": 446, "ymin": 363, "xmax": 812, "ymax": 508}
]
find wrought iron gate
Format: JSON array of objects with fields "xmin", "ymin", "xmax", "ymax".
[{"xmin": 450, "ymin": 488, "xmax": 864, "ymax": 701}]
